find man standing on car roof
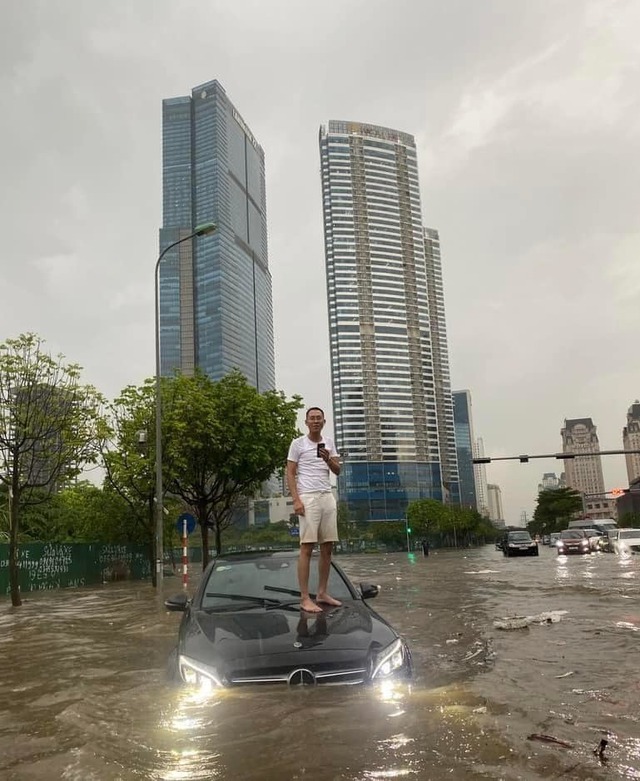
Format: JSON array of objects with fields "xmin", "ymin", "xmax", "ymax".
[{"xmin": 287, "ymin": 407, "xmax": 341, "ymax": 613}]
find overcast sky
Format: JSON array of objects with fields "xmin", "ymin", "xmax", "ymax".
[{"xmin": 2, "ymin": 0, "xmax": 639, "ymax": 521}]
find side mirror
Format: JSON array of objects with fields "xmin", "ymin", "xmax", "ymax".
[
  {"xmin": 360, "ymin": 582, "xmax": 380, "ymax": 600},
  {"xmin": 165, "ymin": 593, "xmax": 189, "ymax": 612}
]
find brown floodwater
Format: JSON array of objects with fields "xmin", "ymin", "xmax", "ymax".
[{"xmin": 1, "ymin": 545, "xmax": 640, "ymax": 780}]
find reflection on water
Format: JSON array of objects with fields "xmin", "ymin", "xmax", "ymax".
[{"xmin": 1, "ymin": 547, "xmax": 640, "ymax": 779}]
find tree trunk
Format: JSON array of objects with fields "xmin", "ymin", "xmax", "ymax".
[
  {"xmin": 9, "ymin": 484, "xmax": 21, "ymax": 607},
  {"xmin": 148, "ymin": 538, "xmax": 157, "ymax": 588},
  {"xmin": 148, "ymin": 500, "xmax": 157, "ymax": 587},
  {"xmin": 215, "ymin": 521, "xmax": 222, "ymax": 557},
  {"xmin": 200, "ymin": 521, "xmax": 210, "ymax": 569}
]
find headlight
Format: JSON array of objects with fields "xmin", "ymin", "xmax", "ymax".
[
  {"xmin": 372, "ymin": 639, "xmax": 405, "ymax": 680},
  {"xmin": 179, "ymin": 655, "xmax": 223, "ymax": 691}
]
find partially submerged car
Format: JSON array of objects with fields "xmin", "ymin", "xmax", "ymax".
[
  {"xmin": 501, "ymin": 530, "xmax": 539, "ymax": 557},
  {"xmin": 165, "ymin": 551, "xmax": 412, "ymax": 689},
  {"xmin": 607, "ymin": 528, "xmax": 640, "ymax": 555},
  {"xmin": 556, "ymin": 529, "xmax": 591, "ymax": 555}
]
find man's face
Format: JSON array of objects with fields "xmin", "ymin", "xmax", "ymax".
[{"xmin": 306, "ymin": 411, "xmax": 325, "ymax": 436}]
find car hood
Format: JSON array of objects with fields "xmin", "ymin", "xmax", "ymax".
[{"xmin": 179, "ymin": 600, "xmax": 397, "ymax": 682}]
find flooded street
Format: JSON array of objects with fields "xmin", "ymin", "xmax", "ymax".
[{"xmin": 2, "ymin": 544, "xmax": 640, "ymax": 780}]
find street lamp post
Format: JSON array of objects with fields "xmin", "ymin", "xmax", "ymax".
[{"xmin": 154, "ymin": 221, "xmax": 216, "ymax": 587}]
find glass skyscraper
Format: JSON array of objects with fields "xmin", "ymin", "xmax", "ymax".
[
  {"xmin": 452, "ymin": 390, "xmax": 478, "ymax": 509},
  {"xmin": 160, "ymin": 80, "xmax": 275, "ymax": 391},
  {"xmin": 319, "ymin": 120, "xmax": 444, "ymax": 521}
]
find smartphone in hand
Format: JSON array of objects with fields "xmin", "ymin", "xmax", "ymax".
[{"xmin": 317, "ymin": 443, "xmax": 325, "ymax": 457}]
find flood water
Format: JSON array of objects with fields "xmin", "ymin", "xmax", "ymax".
[{"xmin": 2, "ymin": 544, "xmax": 640, "ymax": 780}]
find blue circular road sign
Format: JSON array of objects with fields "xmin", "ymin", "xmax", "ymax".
[{"xmin": 177, "ymin": 513, "xmax": 197, "ymax": 536}]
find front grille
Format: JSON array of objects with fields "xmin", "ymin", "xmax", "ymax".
[{"xmin": 228, "ymin": 667, "xmax": 367, "ymax": 686}]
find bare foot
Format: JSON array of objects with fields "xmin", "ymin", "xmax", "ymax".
[
  {"xmin": 316, "ymin": 593, "xmax": 342, "ymax": 607},
  {"xmin": 300, "ymin": 598, "xmax": 322, "ymax": 613}
]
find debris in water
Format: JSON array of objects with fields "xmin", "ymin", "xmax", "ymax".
[
  {"xmin": 527, "ymin": 733, "xmax": 573, "ymax": 749},
  {"xmin": 493, "ymin": 610, "xmax": 568, "ymax": 630},
  {"xmin": 555, "ymin": 671, "xmax": 575, "ymax": 678},
  {"xmin": 594, "ymin": 738, "xmax": 608, "ymax": 761}
]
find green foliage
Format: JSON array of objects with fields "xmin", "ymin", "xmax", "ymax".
[
  {"xmin": 530, "ymin": 488, "xmax": 584, "ymax": 535},
  {"xmin": 368, "ymin": 521, "xmax": 406, "ymax": 549},
  {"xmin": 619, "ymin": 511, "xmax": 640, "ymax": 527},
  {"xmin": 162, "ymin": 370, "xmax": 302, "ymax": 564},
  {"xmin": 404, "ymin": 499, "xmax": 498, "ymax": 547},
  {"xmin": 0, "ymin": 333, "xmax": 106, "ymax": 605}
]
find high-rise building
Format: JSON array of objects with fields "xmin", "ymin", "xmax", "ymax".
[
  {"xmin": 453, "ymin": 390, "xmax": 477, "ymax": 509},
  {"xmin": 424, "ymin": 227, "xmax": 459, "ymax": 504},
  {"xmin": 537, "ymin": 472, "xmax": 566, "ymax": 493},
  {"xmin": 473, "ymin": 437, "xmax": 489, "ymax": 516},
  {"xmin": 561, "ymin": 417, "xmax": 615, "ymax": 520},
  {"xmin": 623, "ymin": 401, "xmax": 640, "ymax": 484},
  {"xmin": 160, "ymin": 79, "xmax": 275, "ymax": 391},
  {"xmin": 319, "ymin": 120, "xmax": 442, "ymax": 521},
  {"xmin": 487, "ymin": 484, "xmax": 504, "ymax": 524}
]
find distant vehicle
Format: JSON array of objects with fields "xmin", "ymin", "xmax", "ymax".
[
  {"xmin": 581, "ymin": 528, "xmax": 604, "ymax": 552},
  {"xmin": 556, "ymin": 529, "xmax": 591, "ymax": 555},
  {"xmin": 542, "ymin": 535, "xmax": 551, "ymax": 545},
  {"xmin": 501, "ymin": 530, "xmax": 539, "ymax": 557},
  {"xmin": 165, "ymin": 550, "xmax": 412, "ymax": 689},
  {"xmin": 568, "ymin": 519, "xmax": 617, "ymax": 535},
  {"xmin": 549, "ymin": 532, "xmax": 561, "ymax": 546},
  {"xmin": 607, "ymin": 528, "xmax": 640, "ymax": 555}
]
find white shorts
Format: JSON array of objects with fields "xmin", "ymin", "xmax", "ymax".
[{"xmin": 299, "ymin": 492, "xmax": 338, "ymax": 544}]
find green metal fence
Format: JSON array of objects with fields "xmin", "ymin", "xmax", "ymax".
[{"xmin": 0, "ymin": 543, "xmax": 152, "ymax": 596}]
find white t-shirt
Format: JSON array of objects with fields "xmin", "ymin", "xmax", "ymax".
[{"xmin": 287, "ymin": 435, "xmax": 338, "ymax": 493}]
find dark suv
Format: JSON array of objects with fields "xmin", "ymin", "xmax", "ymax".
[{"xmin": 501, "ymin": 530, "xmax": 539, "ymax": 557}]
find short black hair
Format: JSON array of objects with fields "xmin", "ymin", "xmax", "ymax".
[{"xmin": 305, "ymin": 407, "xmax": 325, "ymax": 419}]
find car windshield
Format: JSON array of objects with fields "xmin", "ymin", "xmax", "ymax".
[
  {"xmin": 619, "ymin": 530, "xmax": 640, "ymax": 540},
  {"xmin": 201, "ymin": 557, "xmax": 354, "ymax": 609},
  {"xmin": 509, "ymin": 532, "xmax": 531, "ymax": 541},
  {"xmin": 560, "ymin": 530, "xmax": 585, "ymax": 539}
]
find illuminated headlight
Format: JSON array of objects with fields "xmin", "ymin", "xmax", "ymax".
[
  {"xmin": 372, "ymin": 639, "xmax": 405, "ymax": 680},
  {"xmin": 179, "ymin": 655, "xmax": 223, "ymax": 690},
  {"xmin": 581, "ymin": 541, "xmax": 589, "ymax": 547},
  {"xmin": 557, "ymin": 542, "xmax": 564, "ymax": 547}
]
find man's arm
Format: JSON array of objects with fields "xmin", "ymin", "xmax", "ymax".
[
  {"xmin": 287, "ymin": 460, "xmax": 305, "ymax": 515},
  {"xmin": 327, "ymin": 454, "xmax": 341, "ymax": 476}
]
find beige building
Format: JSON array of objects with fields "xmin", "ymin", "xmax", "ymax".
[
  {"xmin": 487, "ymin": 484, "xmax": 504, "ymax": 524},
  {"xmin": 623, "ymin": 401, "xmax": 640, "ymax": 484},
  {"xmin": 561, "ymin": 417, "xmax": 615, "ymax": 521},
  {"xmin": 473, "ymin": 438, "xmax": 489, "ymax": 516}
]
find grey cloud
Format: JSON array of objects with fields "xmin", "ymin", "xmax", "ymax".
[{"xmin": 1, "ymin": 0, "xmax": 639, "ymax": 520}]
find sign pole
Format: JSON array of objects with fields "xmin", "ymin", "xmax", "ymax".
[{"xmin": 182, "ymin": 518, "xmax": 188, "ymax": 591}]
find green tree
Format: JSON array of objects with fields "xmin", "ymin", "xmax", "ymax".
[
  {"xmin": 0, "ymin": 334, "xmax": 105, "ymax": 606},
  {"xmin": 368, "ymin": 521, "xmax": 406, "ymax": 549},
  {"xmin": 163, "ymin": 370, "xmax": 302, "ymax": 565},
  {"xmin": 530, "ymin": 487, "xmax": 584, "ymax": 536},
  {"xmin": 407, "ymin": 498, "xmax": 451, "ymax": 539},
  {"xmin": 101, "ymin": 380, "xmax": 168, "ymax": 584}
]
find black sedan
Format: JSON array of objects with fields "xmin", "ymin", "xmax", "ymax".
[{"xmin": 165, "ymin": 551, "xmax": 412, "ymax": 689}]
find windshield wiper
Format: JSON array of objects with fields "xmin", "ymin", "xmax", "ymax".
[
  {"xmin": 205, "ymin": 592, "xmax": 281, "ymax": 606},
  {"xmin": 264, "ymin": 585, "xmax": 312, "ymax": 598}
]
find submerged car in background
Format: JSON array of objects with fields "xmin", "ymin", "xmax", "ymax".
[
  {"xmin": 607, "ymin": 528, "xmax": 640, "ymax": 555},
  {"xmin": 165, "ymin": 551, "xmax": 412, "ymax": 689},
  {"xmin": 556, "ymin": 529, "xmax": 591, "ymax": 555},
  {"xmin": 502, "ymin": 530, "xmax": 539, "ymax": 557}
]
